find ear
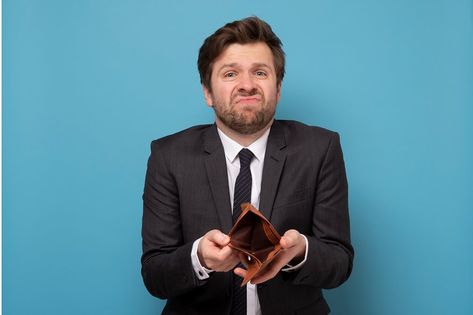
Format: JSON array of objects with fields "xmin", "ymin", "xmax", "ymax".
[{"xmin": 202, "ymin": 85, "xmax": 213, "ymax": 107}]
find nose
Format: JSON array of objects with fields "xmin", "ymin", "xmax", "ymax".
[{"xmin": 237, "ymin": 72, "xmax": 256, "ymax": 92}]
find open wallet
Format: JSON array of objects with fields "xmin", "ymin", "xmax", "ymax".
[{"xmin": 228, "ymin": 203, "xmax": 282, "ymax": 286}]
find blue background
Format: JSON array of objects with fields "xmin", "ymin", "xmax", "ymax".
[{"xmin": 3, "ymin": 0, "xmax": 473, "ymax": 314}]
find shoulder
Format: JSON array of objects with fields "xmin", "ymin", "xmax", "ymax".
[
  {"xmin": 275, "ymin": 120, "xmax": 340, "ymax": 145},
  {"xmin": 150, "ymin": 124, "xmax": 213, "ymax": 153},
  {"xmin": 274, "ymin": 120, "xmax": 345, "ymax": 168},
  {"xmin": 146, "ymin": 124, "xmax": 215, "ymax": 172}
]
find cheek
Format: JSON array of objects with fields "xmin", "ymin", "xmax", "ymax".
[
  {"xmin": 217, "ymin": 86, "xmax": 235, "ymax": 100},
  {"xmin": 263, "ymin": 85, "xmax": 278, "ymax": 99}
]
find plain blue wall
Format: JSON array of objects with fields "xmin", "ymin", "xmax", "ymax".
[{"xmin": 3, "ymin": 0, "xmax": 473, "ymax": 314}]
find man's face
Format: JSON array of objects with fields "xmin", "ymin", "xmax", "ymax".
[{"xmin": 203, "ymin": 42, "xmax": 281, "ymax": 135}]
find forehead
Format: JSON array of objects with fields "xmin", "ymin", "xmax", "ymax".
[{"xmin": 213, "ymin": 42, "xmax": 275, "ymax": 69}]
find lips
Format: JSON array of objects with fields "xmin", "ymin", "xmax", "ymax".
[{"xmin": 234, "ymin": 96, "xmax": 262, "ymax": 104}]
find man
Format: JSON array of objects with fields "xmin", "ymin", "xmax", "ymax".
[{"xmin": 141, "ymin": 16, "xmax": 354, "ymax": 315}]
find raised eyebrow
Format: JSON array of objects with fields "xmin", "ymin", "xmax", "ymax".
[
  {"xmin": 217, "ymin": 62, "xmax": 272, "ymax": 72},
  {"xmin": 252, "ymin": 63, "xmax": 272, "ymax": 70},
  {"xmin": 218, "ymin": 63, "xmax": 239, "ymax": 72}
]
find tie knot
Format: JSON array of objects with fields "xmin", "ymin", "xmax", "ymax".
[{"xmin": 238, "ymin": 148, "xmax": 253, "ymax": 168}]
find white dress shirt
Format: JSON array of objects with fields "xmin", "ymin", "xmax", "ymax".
[{"xmin": 191, "ymin": 126, "xmax": 308, "ymax": 315}]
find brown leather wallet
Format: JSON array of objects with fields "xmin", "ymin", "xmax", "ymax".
[{"xmin": 228, "ymin": 203, "xmax": 282, "ymax": 285}]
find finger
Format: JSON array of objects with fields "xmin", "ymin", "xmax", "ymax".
[
  {"xmin": 222, "ymin": 258, "xmax": 241, "ymax": 271},
  {"xmin": 209, "ymin": 256, "xmax": 239, "ymax": 272},
  {"xmin": 280, "ymin": 229, "xmax": 300, "ymax": 249},
  {"xmin": 205, "ymin": 229, "xmax": 230, "ymax": 246},
  {"xmin": 220, "ymin": 250, "xmax": 240, "ymax": 267},
  {"xmin": 234, "ymin": 267, "xmax": 247, "ymax": 278},
  {"xmin": 218, "ymin": 245, "xmax": 238, "ymax": 259}
]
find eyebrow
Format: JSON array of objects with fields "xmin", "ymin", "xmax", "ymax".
[{"xmin": 218, "ymin": 62, "xmax": 272, "ymax": 72}]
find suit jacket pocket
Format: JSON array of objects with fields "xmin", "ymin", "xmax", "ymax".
[{"xmin": 273, "ymin": 187, "xmax": 311, "ymax": 209}]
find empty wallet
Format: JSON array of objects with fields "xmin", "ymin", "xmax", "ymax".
[{"xmin": 228, "ymin": 203, "xmax": 282, "ymax": 285}]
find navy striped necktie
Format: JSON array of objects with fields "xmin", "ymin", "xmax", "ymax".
[{"xmin": 230, "ymin": 148, "xmax": 254, "ymax": 315}]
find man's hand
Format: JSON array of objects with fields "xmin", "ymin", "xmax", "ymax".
[
  {"xmin": 234, "ymin": 229, "xmax": 306, "ymax": 284},
  {"xmin": 197, "ymin": 229, "xmax": 240, "ymax": 272}
]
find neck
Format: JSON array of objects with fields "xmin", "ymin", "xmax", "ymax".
[{"xmin": 215, "ymin": 118, "xmax": 273, "ymax": 147}]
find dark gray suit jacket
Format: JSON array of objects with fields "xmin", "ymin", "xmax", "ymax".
[{"xmin": 141, "ymin": 120, "xmax": 354, "ymax": 315}]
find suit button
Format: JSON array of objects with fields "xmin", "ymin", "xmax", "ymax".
[{"xmin": 182, "ymin": 275, "xmax": 188, "ymax": 284}]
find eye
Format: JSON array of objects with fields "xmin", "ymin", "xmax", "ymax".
[
  {"xmin": 255, "ymin": 70, "xmax": 267, "ymax": 77},
  {"xmin": 224, "ymin": 71, "xmax": 237, "ymax": 78}
]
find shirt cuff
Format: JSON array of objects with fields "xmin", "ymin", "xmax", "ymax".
[
  {"xmin": 281, "ymin": 234, "xmax": 309, "ymax": 272},
  {"xmin": 191, "ymin": 237, "xmax": 214, "ymax": 280}
]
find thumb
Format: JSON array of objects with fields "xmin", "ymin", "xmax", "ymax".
[
  {"xmin": 280, "ymin": 229, "xmax": 300, "ymax": 249},
  {"xmin": 205, "ymin": 229, "xmax": 230, "ymax": 246}
]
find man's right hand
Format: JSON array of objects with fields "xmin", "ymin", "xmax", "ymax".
[{"xmin": 197, "ymin": 229, "xmax": 240, "ymax": 272}]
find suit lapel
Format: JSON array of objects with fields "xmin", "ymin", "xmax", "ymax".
[
  {"xmin": 259, "ymin": 121, "xmax": 287, "ymax": 221},
  {"xmin": 203, "ymin": 125, "xmax": 233, "ymax": 233}
]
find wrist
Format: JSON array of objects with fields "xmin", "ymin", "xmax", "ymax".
[
  {"xmin": 291, "ymin": 246, "xmax": 305, "ymax": 265},
  {"xmin": 197, "ymin": 242, "xmax": 209, "ymax": 269}
]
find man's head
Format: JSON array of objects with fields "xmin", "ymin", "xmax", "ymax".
[
  {"xmin": 198, "ymin": 16, "xmax": 285, "ymax": 92},
  {"xmin": 198, "ymin": 17, "xmax": 285, "ymax": 135}
]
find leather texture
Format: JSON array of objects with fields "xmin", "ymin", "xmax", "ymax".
[{"xmin": 228, "ymin": 203, "xmax": 282, "ymax": 285}]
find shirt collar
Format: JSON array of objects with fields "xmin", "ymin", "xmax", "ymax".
[{"xmin": 217, "ymin": 126, "xmax": 271, "ymax": 164}]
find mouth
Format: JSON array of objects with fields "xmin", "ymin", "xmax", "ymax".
[{"xmin": 234, "ymin": 96, "xmax": 262, "ymax": 105}]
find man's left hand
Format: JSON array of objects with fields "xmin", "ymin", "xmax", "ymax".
[{"xmin": 233, "ymin": 229, "xmax": 306, "ymax": 284}]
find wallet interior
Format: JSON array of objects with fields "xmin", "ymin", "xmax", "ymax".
[{"xmin": 228, "ymin": 203, "xmax": 282, "ymax": 285}]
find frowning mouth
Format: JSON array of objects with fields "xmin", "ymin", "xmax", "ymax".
[{"xmin": 234, "ymin": 96, "xmax": 262, "ymax": 104}]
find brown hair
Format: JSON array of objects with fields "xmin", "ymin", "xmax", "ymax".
[{"xmin": 198, "ymin": 16, "xmax": 285, "ymax": 92}]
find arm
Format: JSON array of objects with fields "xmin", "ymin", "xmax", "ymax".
[
  {"xmin": 236, "ymin": 132, "xmax": 353, "ymax": 288},
  {"xmin": 291, "ymin": 132, "xmax": 354, "ymax": 288},
  {"xmin": 141, "ymin": 140, "xmax": 201, "ymax": 299},
  {"xmin": 141, "ymin": 141, "xmax": 240, "ymax": 298}
]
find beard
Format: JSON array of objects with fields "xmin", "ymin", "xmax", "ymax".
[{"xmin": 211, "ymin": 88, "xmax": 277, "ymax": 135}]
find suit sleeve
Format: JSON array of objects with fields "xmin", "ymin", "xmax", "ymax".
[
  {"xmin": 141, "ymin": 140, "xmax": 205, "ymax": 299},
  {"xmin": 286, "ymin": 132, "xmax": 354, "ymax": 288}
]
